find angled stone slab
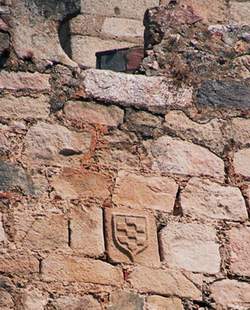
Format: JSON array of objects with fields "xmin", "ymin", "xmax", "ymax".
[{"xmin": 82, "ymin": 69, "xmax": 193, "ymax": 113}]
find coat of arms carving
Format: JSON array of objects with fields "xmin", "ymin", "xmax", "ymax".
[{"xmin": 112, "ymin": 214, "xmax": 148, "ymax": 262}]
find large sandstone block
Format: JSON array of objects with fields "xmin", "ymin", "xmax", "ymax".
[
  {"xmin": 210, "ymin": 279, "xmax": 250, "ymax": 309},
  {"xmin": 164, "ymin": 111, "xmax": 225, "ymax": 155},
  {"xmin": 23, "ymin": 122, "xmax": 91, "ymax": 166},
  {"xmin": 51, "ymin": 168, "xmax": 111, "ymax": 201},
  {"xmin": 112, "ymin": 171, "xmax": 178, "ymax": 212},
  {"xmin": 42, "ymin": 254, "xmax": 123, "ymax": 285},
  {"xmin": 105, "ymin": 207, "xmax": 160, "ymax": 267},
  {"xmin": 159, "ymin": 223, "xmax": 221, "ymax": 274},
  {"xmin": 81, "ymin": 0, "xmax": 159, "ymax": 20},
  {"xmin": 128, "ymin": 266, "xmax": 202, "ymax": 300},
  {"xmin": 64, "ymin": 101, "xmax": 124, "ymax": 127},
  {"xmin": 83, "ymin": 69, "xmax": 193, "ymax": 112},
  {"xmin": 69, "ymin": 206, "xmax": 105, "ymax": 256},
  {"xmin": 233, "ymin": 148, "xmax": 250, "ymax": 178},
  {"xmin": 181, "ymin": 178, "xmax": 248, "ymax": 221},
  {"xmin": 229, "ymin": 226, "xmax": 250, "ymax": 277},
  {"xmin": 0, "ymin": 71, "xmax": 50, "ymax": 91},
  {"xmin": 0, "ymin": 95, "xmax": 49, "ymax": 119},
  {"xmin": 71, "ymin": 36, "xmax": 134, "ymax": 67},
  {"xmin": 149, "ymin": 136, "xmax": 224, "ymax": 180}
]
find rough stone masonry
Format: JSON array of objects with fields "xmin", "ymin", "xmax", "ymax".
[{"xmin": 0, "ymin": 0, "xmax": 249, "ymax": 309}]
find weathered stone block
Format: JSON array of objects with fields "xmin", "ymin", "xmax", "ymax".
[
  {"xmin": 210, "ymin": 279, "xmax": 250, "ymax": 309},
  {"xmin": 149, "ymin": 136, "xmax": 224, "ymax": 180},
  {"xmin": 0, "ymin": 252, "xmax": 39, "ymax": 274},
  {"xmin": 0, "ymin": 214, "xmax": 5, "ymax": 243},
  {"xmin": 181, "ymin": 178, "xmax": 248, "ymax": 221},
  {"xmin": 146, "ymin": 295, "xmax": 184, "ymax": 310},
  {"xmin": 164, "ymin": 111, "xmax": 226, "ymax": 154},
  {"xmin": 71, "ymin": 36, "xmax": 134, "ymax": 67},
  {"xmin": 128, "ymin": 266, "xmax": 202, "ymax": 299},
  {"xmin": 52, "ymin": 295, "xmax": 101, "ymax": 310},
  {"xmin": 159, "ymin": 223, "xmax": 221, "ymax": 274},
  {"xmin": 51, "ymin": 168, "xmax": 111, "ymax": 201},
  {"xmin": 105, "ymin": 207, "xmax": 160, "ymax": 267},
  {"xmin": 23, "ymin": 213, "xmax": 68, "ymax": 251},
  {"xmin": 64, "ymin": 101, "xmax": 124, "ymax": 127},
  {"xmin": 69, "ymin": 206, "xmax": 105, "ymax": 256},
  {"xmin": 108, "ymin": 291, "xmax": 144, "ymax": 310},
  {"xmin": 81, "ymin": 0, "xmax": 159, "ymax": 20},
  {"xmin": 0, "ymin": 95, "xmax": 49, "ymax": 119},
  {"xmin": 197, "ymin": 80, "xmax": 250, "ymax": 109},
  {"xmin": 0, "ymin": 161, "xmax": 34, "ymax": 195},
  {"xmin": 0, "ymin": 71, "xmax": 50, "ymax": 91},
  {"xmin": 233, "ymin": 148, "xmax": 250, "ymax": 178},
  {"xmin": 42, "ymin": 254, "xmax": 123, "ymax": 285},
  {"xmin": 231, "ymin": 118, "xmax": 250, "ymax": 148},
  {"xmin": 83, "ymin": 69, "xmax": 193, "ymax": 112},
  {"xmin": 113, "ymin": 171, "xmax": 178, "ymax": 212},
  {"xmin": 229, "ymin": 226, "xmax": 250, "ymax": 277},
  {"xmin": 21, "ymin": 286, "xmax": 48, "ymax": 310},
  {"xmin": 102, "ymin": 17, "xmax": 144, "ymax": 41},
  {"xmin": 23, "ymin": 122, "xmax": 91, "ymax": 166},
  {"xmin": 0, "ymin": 290, "xmax": 14, "ymax": 310}
]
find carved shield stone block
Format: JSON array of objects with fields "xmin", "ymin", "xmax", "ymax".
[{"xmin": 105, "ymin": 207, "xmax": 160, "ymax": 267}]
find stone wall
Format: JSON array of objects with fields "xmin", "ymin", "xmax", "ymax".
[{"xmin": 0, "ymin": 0, "xmax": 249, "ymax": 309}]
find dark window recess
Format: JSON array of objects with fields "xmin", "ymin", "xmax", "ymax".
[{"xmin": 96, "ymin": 47, "xmax": 144, "ymax": 72}]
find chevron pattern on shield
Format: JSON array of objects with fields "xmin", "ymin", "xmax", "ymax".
[{"xmin": 112, "ymin": 214, "xmax": 148, "ymax": 262}]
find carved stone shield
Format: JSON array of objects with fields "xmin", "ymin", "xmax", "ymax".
[{"xmin": 112, "ymin": 214, "xmax": 148, "ymax": 262}]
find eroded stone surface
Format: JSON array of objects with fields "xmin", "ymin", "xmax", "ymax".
[
  {"xmin": 51, "ymin": 168, "xmax": 111, "ymax": 201},
  {"xmin": 69, "ymin": 206, "xmax": 105, "ymax": 256},
  {"xmin": 197, "ymin": 80, "xmax": 250, "ymax": 109},
  {"xmin": 0, "ymin": 161, "xmax": 34, "ymax": 195},
  {"xmin": 146, "ymin": 295, "xmax": 184, "ymax": 310},
  {"xmin": 42, "ymin": 254, "xmax": 123, "ymax": 285},
  {"xmin": 52, "ymin": 295, "xmax": 102, "ymax": 310},
  {"xmin": 181, "ymin": 178, "xmax": 248, "ymax": 221},
  {"xmin": 164, "ymin": 111, "xmax": 225, "ymax": 154},
  {"xmin": 11, "ymin": 0, "xmax": 79, "ymax": 66},
  {"xmin": 23, "ymin": 122, "xmax": 91, "ymax": 165},
  {"xmin": 64, "ymin": 101, "xmax": 124, "ymax": 127},
  {"xmin": 108, "ymin": 291, "xmax": 144, "ymax": 310},
  {"xmin": 210, "ymin": 279, "xmax": 250, "ymax": 309},
  {"xmin": 105, "ymin": 207, "xmax": 160, "ymax": 267},
  {"xmin": 229, "ymin": 226, "xmax": 250, "ymax": 277},
  {"xmin": 0, "ymin": 95, "xmax": 49, "ymax": 119},
  {"xmin": 233, "ymin": 148, "xmax": 250, "ymax": 178},
  {"xmin": 113, "ymin": 171, "xmax": 178, "ymax": 212},
  {"xmin": 0, "ymin": 71, "xmax": 50, "ymax": 91},
  {"xmin": 83, "ymin": 69, "xmax": 193, "ymax": 112},
  {"xmin": 21, "ymin": 286, "xmax": 48, "ymax": 310},
  {"xmin": 149, "ymin": 136, "xmax": 224, "ymax": 180},
  {"xmin": 128, "ymin": 266, "xmax": 202, "ymax": 300},
  {"xmin": 160, "ymin": 223, "xmax": 221, "ymax": 274}
]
